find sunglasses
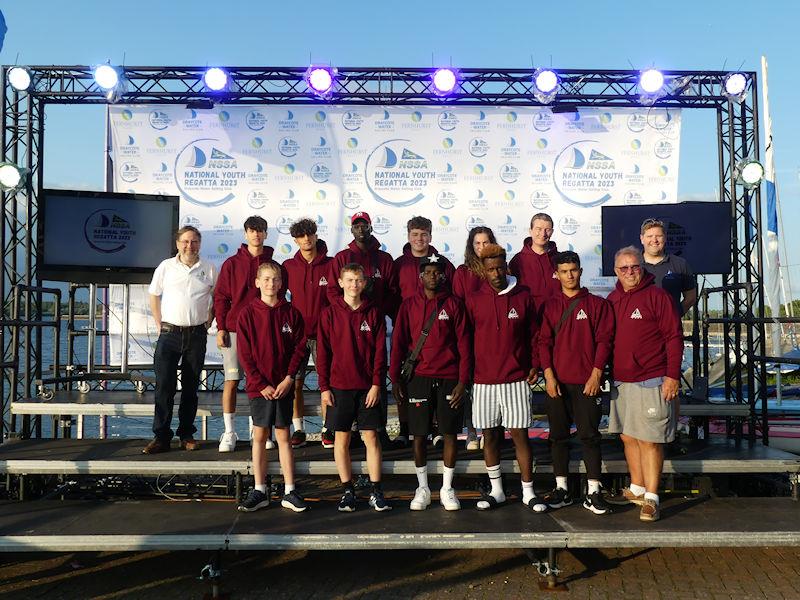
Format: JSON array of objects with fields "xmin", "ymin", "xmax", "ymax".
[{"xmin": 616, "ymin": 265, "xmax": 642, "ymax": 274}]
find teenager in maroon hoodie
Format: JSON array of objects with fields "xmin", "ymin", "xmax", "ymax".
[
  {"xmin": 534, "ymin": 251, "xmax": 614, "ymax": 516},
  {"xmin": 606, "ymin": 246, "xmax": 683, "ymax": 523},
  {"xmin": 317, "ymin": 263, "xmax": 391, "ymax": 513},
  {"xmin": 394, "ymin": 216, "xmax": 455, "ymax": 300},
  {"xmin": 391, "ymin": 254, "xmax": 470, "ymax": 511},
  {"xmin": 214, "ymin": 216, "xmax": 286, "ymax": 453},
  {"xmin": 235, "ymin": 262, "xmax": 308, "ymax": 514},
  {"xmin": 465, "ymin": 244, "xmax": 540, "ymax": 510},
  {"xmin": 452, "ymin": 225, "xmax": 496, "ymax": 450},
  {"xmin": 509, "ymin": 212, "xmax": 561, "ymax": 313},
  {"xmin": 283, "ymin": 218, "xmax": 333, "ymax": 450}
]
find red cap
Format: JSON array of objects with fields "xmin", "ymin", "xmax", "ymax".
[{"xmin": 351, "ymin": 211, "xmax": 372, "ymax": 224}]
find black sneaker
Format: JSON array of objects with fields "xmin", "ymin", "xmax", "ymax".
[
  {"xmin": 583, "ymin": 491, "xmax": 613, "ymax": 515},
  {"xmin": 369, "ymin": 490, "xmax": 392, "ymax": 512},
  {"xmin": 321, "ymin": 429, "xmax": 335, "ymax": 449},
  {"xmin": 542, "ymin": 487, "xmax": 573, "ymax": 509},
  {"xmin": 338, "ymin": 489, "xmax": 356, "ymax": 512},
  {"xmin": 281, "ymin": 490, "xmax": 308, "ymax": 513},
  {"xmin": 237, "ymin": 489, "xmax": 270, "ymax": 512}
]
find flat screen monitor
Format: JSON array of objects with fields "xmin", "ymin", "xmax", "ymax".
[
  {"xmin": 38, "ymin": 189, "xmax": 179, "ymax": 284},
  {"xmin": 600, "ymin": 202, "xmax": 732, "ymax": 276}
]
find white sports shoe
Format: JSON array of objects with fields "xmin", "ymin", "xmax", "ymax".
[
  {"xmin": 440, "ymin": 487, "xmax": 461, "ymax": 511},
  {"xmin": 410, "ymin": 486, "xmax": 431, "ymax": 511},
  {"xmin": 466, "ymin": 436, "xmax": 480, "ymax": 451},
  {"xmin": 218, "ymin": 431, "xmax": 238, "ymax": 453},
  {"xmin": 265, "ymin": 438, "xmax": 276, "ymax": 450}
]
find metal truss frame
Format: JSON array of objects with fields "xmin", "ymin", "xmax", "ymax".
[{"xmin": 0, "ymin": 66, "xmax": 767, "ymax": 441}]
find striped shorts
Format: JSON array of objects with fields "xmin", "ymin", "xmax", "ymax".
[{"xmin": 471, "ymin": 379, "xmax": 532, "ymax": 429}]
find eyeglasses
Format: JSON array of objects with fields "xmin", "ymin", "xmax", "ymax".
[{"xmin": 616, "ymin": 265, "xmax": 641, "ymax": 274}]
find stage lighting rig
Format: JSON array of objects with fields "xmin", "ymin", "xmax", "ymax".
[
  {"xmin": 723, "ymin": 73, "xmax": 748, "ymax": 103},
  {"xmin": 203, "ymin": 67, "xmax": 232, "ymax": 92},
  {"xmin": 93, "ymin": 64, "xmax": 127, "ymax": 102},
  {"xmin": 532, "ymin": 68, "xmax": 559, "ymax": 104},
  {"xmin": 0, "ymin": 162, "xmax": 28, "ymax": 192},
  {"xmin": 431, "ymin": 68, "xmax": 459, "ymax": 96},
  {"xmin": 7, "ymin": 67, "xmax": 33, "ymax": 92},
  {"xmin": 637, "ymin": 68, "xmax": 666, "ymax": 106},
  {"xmin": 305, "ymin": 65, "xmax": 337, "ymax": 98},
  {"xmin": 735, "ymin": 158, "xmax": 765, "ymax": 190}
]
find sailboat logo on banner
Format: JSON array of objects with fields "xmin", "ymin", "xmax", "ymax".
[
  {"xmin": 365, "ymin": 138, "xmax": 435, "ymax": 207},
  {"xmin": 174, "ymin": 136, "xmax": 253, "ymax": 207},
  {"xmin": 552, "ymin": 140, "xmax": 621, "ymax": 208}
]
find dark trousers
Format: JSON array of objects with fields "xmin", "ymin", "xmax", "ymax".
[
  {"xmin": 152, "ymin": 325, "xmax": 207, "ymax": 442},
  {"xmin": 546, "ymin": 383, "xmax": 602, "ymax": 480}
]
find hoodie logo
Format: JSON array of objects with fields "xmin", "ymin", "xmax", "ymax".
[
  {"xmin": 576, "ymin": 309, "xmax": 588, "ymax": 320},
  {"xmin": 319, "ymin": 276, "xmax": 328, "ymax": 286},
  {"xmin": 360, "ymin": 320, "xmax": 371, "ymax": 332},
  {"xmin": 373, "ymin": 268, "xmax": 382, "ymax": 279},
  {"xmin": 508, "ymin": 307, "xmax": 519, "ymax": 319},
  {"xmin": 631, "ymin": 308, "xmax": 643, "ymax": 320},
  {"xmin": 281, "ymin": 323, "xmax": 293, "ymax": 333},
  {"xmin": 438, "ymin": 309, "xmax": 449, "ymax": 320}
]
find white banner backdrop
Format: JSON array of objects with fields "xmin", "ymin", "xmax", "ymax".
[{"xmin": 107, "ymin": 104, "xmax": 681, "ymax": 365}]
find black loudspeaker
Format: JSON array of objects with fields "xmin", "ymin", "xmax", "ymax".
[{"xmin": 600, "ymin": 202, "xmax": 732, "ymax": 276}]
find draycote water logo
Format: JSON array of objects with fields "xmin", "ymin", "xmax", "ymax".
[
  {"xmin": 553, "ymin": 140, "xmax": 622, "ymax": 207},
  {"xmin": 175, "ymin": 138, "xmax": 249, "ymax": 207},
  {"xmin": 364, "ymin": 139, "xmax": 435, "ymax": 207},
  {"xmin": 83, "ymin": 209, "xmax": 135, "ymax": 254},
  {"xmin": 149, "ymin": 110, "xmax": 171, "ymax": 130},
  {"xmin": 342, "ymin": 111, "xmax": 363, "ymax": 131}
]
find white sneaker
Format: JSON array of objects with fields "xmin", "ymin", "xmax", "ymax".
[
  {"xmin": 265, "ymin": 438, "xmax": 276, "ymax": 450},
  {"xmin": 218, "ymin": 431, "xmax": 238, "ymax": 453},
  {"xmin": 440, "ymin": 487, "xmax": 461, "ymax": 511},
  {"xmin": 466, "ymin": 436, "xmax": 480, "ymax": 451},
  {"xmin": 410, "ymin": 486, "xmax": 431, "ymax": 511}
]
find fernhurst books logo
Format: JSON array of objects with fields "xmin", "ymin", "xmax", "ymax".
[
  {"xmin": 84, "ymin": 209, "xmax": 134, "ymax": 254},
  {"xmin": 365, "ymin": 139, "xmax": 434, "ymax": 207}
]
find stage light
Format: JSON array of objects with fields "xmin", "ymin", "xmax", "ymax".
[
  {"xmin": 431, "ymin": 68, "xmax": 458, "ymax": 96},
  {"xmin": 723, "ymin": 73, "xmax": 748, "ymax": 103},
  {"xmin": 0, "ymin": 162, "xmax": 28, "ymax": 192},
  {"xmin": 93, "ymin": 64, "xmax": 120, "ymax": 90},
  {"xmin": 7, "ymin": 67, "xmax": 32, "ymax": 92},
  {"xmin": 532, "ymin": 68, "xmax": 559, "ymax": 104},
  {"xmin": 305, "ymin": 66, "xmax": 336, "ymax": 97},
  {"xmin": 639, "ymin": 69, "xmax": 664, "ymax": 93},
  {"xmin": 203, "ymin": 68, "xmax": 229, "ymax": 92},
  {"xmin": 736, "ymin": 158, "xmax": 765, "ymax": 189}
]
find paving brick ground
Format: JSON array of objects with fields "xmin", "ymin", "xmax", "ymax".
[{"xmin": 2, "ymin": 546, "xmax": 800, "ymax": 599}]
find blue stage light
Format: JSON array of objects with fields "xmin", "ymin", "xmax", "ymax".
[
  {"xmin": 639, "ymin": 69, "xmax": 664, "ymax": 94},
  {"xmin": 0, "ymin": 162, "xmax": 27, "ymax": 192},
  {"xmin": 305, "ymin": 66, "xmax": 336, "ymax": 97},
  {"xmin": 203, "ymin": 68, "xmax": 229, "ymax": 92},
  {"xmin": 8, "ymin": 67, "xmax": 32, "ymax": 92},
  {"xmin": 534, "ymin": 69, "xmax": 559, "ymax": 94},
  {"xmin": 724, "ymin": 73, "xmax": 747, "ymax": 97},
  {"xmin": 432, "ymin": 68, "xmax": 458, "ymax": 96},
  {"xmin": 93, "ymin": 64, "xmax": 120, "ymax": 90}
]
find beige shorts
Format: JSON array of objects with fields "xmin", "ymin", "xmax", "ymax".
[
  {"xmin": 608, "ymin": 381, "xmax": 677, "ymax": 443},
  {"xmin": 220, "ymin": 332, "xmax": 242, "ymax": 381}
]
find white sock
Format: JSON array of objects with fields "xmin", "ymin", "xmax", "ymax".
[
  {"xmin": 487, "ymin": 465, "xmax": 504, "ymax": 498},
  {"xmin": 644, "ymin": 492, "xmax": 659, "ymax": 504},
  {"xmin": 416, "ymin": 465, "xmax": 429, "ymax": 489},
  {"xmin": 522, "ymin": 480, "xmax": 535, "ymax": 504},
  {"xmin": 292, "ymin": 418, "xmax": 303, "ymax": 432},
  {"xmin": 255, "ymin": 484, "xmax": 267, "ymax": 494},
  {"xmin": 555, "ymin": 476, "xmax": 568, "ymax": 491},
  {"xmin": 223, "ymin": 413, "xmax": 235, "ymax": 434},
  {"xmin": 284, "ymin": 483, "xmax": 295, "ymax": 494},
  {"xmin": 587, "ymin": 479, "xmax": 601, "ymax": 495},
  {"xmin": 630, "ymin": 483, "xmax": 646, "ymax": 496},
  {"xmin": 442, "ymin": 466, "xmax": 455, "ymax": 490}
]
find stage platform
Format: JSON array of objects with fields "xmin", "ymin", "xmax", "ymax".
[
  {"xmin": 1, "ymin": 495, "xmax": 799, "ymax": 552},
  {"xmin": 1, "ymin": 436, "xmax": 797, "ymax": 476}
]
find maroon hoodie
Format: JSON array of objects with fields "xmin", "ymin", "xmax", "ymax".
[
  {"xmin": 235, "ymin": 298, "xmax": 308, "ymax": 399},
  {"xmin": 214, "ymin": 244, "xmax": 286, "ymax": 332},
  {"xmin": 327, "ymin": 236, "xmax": 398, "ymax": 318},
  {"xmin": 393, "ymin": 243, "xmax": 456, "ymax": 300},
  {"xmin": 607, "ymin": 273, "xmax": 683, "ymax": 382},
  {"xmin": 316, "ymin": 296, "xmax": 387, "ymax": 392},
  {"xmin": 538, "ymin": 288, "xmax": 614, "ymax": 385},
  {"xmin": 451, "ymin": 265, "xmax": 484, "ymax": 300},
  {"xmin": 509, "ymin": 238, "xmax": 561, "ymax": 311},
  {"xmin": 465, "ymin": 278, "xmax": 539, "ymax": 384},
  {"xmin": 282, "ymin": 240, "xmax": 333, "ymax": 339},
  {"xmin": 390, "ymin": 289, "xmax": 471, "ymax": 383}
]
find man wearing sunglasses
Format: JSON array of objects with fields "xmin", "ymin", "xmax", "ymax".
[{"xmin": 607, "ymin": 246, "xmax": 683, "ymax": 523}]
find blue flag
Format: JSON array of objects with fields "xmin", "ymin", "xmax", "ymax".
[{"xmin": 0, "ymin": 10, "xmax": 6, "ymax": 54}]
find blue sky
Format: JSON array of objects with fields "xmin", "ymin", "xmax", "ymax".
[{"xmin": 2, "ymin": 1, "xmax": 799, "ymax": 293}]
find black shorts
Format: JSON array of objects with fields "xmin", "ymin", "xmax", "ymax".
[
  {"xmin": 330, "ymin": 388, "xmax": 382, "ymax": 432},
  {"xmin": 249, "ymin": 394, "xmax": 293, "ymax": 429},
  {"xmin": 406, "ymin": 376, "xmax": 464, "ymax": 436}
]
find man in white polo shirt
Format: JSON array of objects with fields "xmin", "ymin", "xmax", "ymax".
[{"xmin": 143, "ymin": 225, "xmax": 217, "ymax": 454}]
